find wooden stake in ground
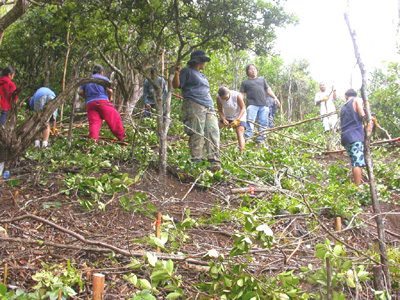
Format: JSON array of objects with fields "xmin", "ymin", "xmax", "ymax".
[
  {"xmin": 156, "ymin": 212, "xmax": 162, "ymax": 253},
  {"xmin": 334, "ymin": 217, "xmax": 342, "ymax": 231},
  {"xmin": 92, "ymin": 273, "xmax": 105, "ymax": 300},
  {"xmin": 3, "ymin": 264, "xmax": 7, "ymax": 285}
]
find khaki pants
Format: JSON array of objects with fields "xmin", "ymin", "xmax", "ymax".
[{"xmin": 182, "ymin": 100, "xmax": 221, "ymax": 167}]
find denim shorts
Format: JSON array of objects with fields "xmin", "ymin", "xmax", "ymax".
[{"xmin": 345, "ymin": 141, "xmax": 366, "ymax": 167}]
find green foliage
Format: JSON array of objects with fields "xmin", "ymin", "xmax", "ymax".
[
  {"xmin": 64, "ymin": 171, "xmax": 135, "ymax": 210},
  {"xmin": 119, "ymin": 192, "xmax": 157, "ymax": 217},
  {"xmin": 124, "ymin": 254, "xmax": 183, "ymax": 300},
  {"xmin": 0, "ymin": 261, "xmax": 82, "ymax": 300},
  {"xmin": 135, "ymin": 210, "xmax": 197, "ymax": 252},
  {"xmin": 303, "ymin": 239, "xmax": 370, "ymax": 300},
  {"xmin": 369, "ymin": 62, "xmax": 400, "ymax": 137},
  {"xmin": 198, "ymin": 217, "xmax": 310, "ymax": 299}
]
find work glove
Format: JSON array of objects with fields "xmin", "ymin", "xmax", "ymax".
[
  {"xmin": 229, "ymin": 119, "xmax": 241, "ymax": 128},
  {"xmin": 50, "ymin": 127, "xmax": 59, "ymax": 134},
  {"xmin": 372, "ymin": 116, "xmax": 378, "ymax": 132}
]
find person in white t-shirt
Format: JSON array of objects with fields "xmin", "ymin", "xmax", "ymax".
[
  {"xmin": 315, "ymin": 83, "xmax": 338, "ymax": 132},
  {"xmin": 216, "ymin": 85, "xmax": 247, "ymax": 153}
]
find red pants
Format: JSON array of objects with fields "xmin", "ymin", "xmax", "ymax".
[{"xmin": 86, "ymin": 100, "xmax": 125, "ymax": 141}]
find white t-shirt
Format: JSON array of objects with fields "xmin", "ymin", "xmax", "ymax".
[
  {"xmin": 315, "ymin": 90, "xmax": 336, "ymax": 115},
  {"xmin": 218, "ymin": 91, "xmax": 246, "ymax": 121}
]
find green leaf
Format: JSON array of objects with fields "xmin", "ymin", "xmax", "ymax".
[
  {"xmin": 153, "ymin": 237, "xmax": 166, "ymax": 248},
  {"xmin": 123, "ymin": 274, "xmax": 138, "ymax": 286},
  {"xmin": 237, "ymin": 278, "xmax": 244, "ymax": 287},
  {"xmin": 357, "ymin": 270, "xmax": 370, "ymax": 281},
  {"xmin": 245, "ymin": 218, "xmax": 253, "ymax": 231},
  {"xmin": 127, "ymin": 259, "xmax": 142, "ymax": 269},
  {"xmin": 315, "ymin": 244, "xmax": 327, "ymax": 259},
  {"xmin": 256, "ymin": 224, "xmax": 273, "ymax": 236},
  {"xmin": 166, "ymin": 259, "xmax": 174, "ymax": 275},
  {"xmin": 150, "ymin": 270, "xmax": 170, "ymax": 283},
  {"xmin": 166, "ymin": 291, "xmax": 183, "ymax": 299},
  {"xmin": 333, "ymin": 244, "xmax": 343, "ymax": 256},
  {"xmin": 0, "ymin": 284, "xmax": 7, "ymax": 296},
  {"xmin": 345, "ymin": 277, "xmax": 356, "ymax": 288},
  {"xmin": 139, "ymin": 279, "xmax": 152, "ymax": 290},
  {"xmin": 341, "ymin": 260, "xmax": 352, "ymax": 270},
  {"xmin": 140, "ymin": 292, "xmax": 156, "ymax": 300},
  {"xmin": 160, "ymin": 232, "xmax": 169, "ymax": 245},
  {"xmin": 146, "ymin": 252, "xmax": 158, "ymax": 267},
  {"xmin": 223, "ymin": 277, "xmax": 232, "ymax": 287}
]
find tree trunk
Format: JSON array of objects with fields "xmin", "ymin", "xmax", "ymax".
[
  {"xmin": 0, "ymin": 0, "xmax": 29, "ymax": 34},
  {"xmin": 156, "ymin": 70, "xmax": 174, "ymax": 175},
  {"xmin": 99, "ymin": 50, "xmax": 142, "ymax": 119},
  {"xmin": 287, "ymin": 71, "xmax": 293, "ymax": 122},
  {"xmin": 344, "ymin": 8, "xmax": 391, "ymax": 289}
]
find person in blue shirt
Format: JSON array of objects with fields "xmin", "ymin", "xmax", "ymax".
[
  {"xmin": 79, "ymin": 64, "xmax": 125, "ymax": 141},
  {"xmin": 142, "ymin": 68, "xmax": 167, "ymax": 118},
  {"xmin": 27, "ymin": 87, "xmax": 58, "ymax": 148}
]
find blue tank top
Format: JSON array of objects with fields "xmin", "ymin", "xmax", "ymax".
[
  {"xmin": 340, "ymin": 98, "xmax": 364, "ymax": 146},
  {"xmin": 80, "ymin": 74, "xmax": 110, "ymax": 106}
]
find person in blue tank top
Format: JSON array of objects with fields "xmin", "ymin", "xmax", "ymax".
[{"xmin": 340, "ymin": 89, "xmax": 366, "ymax": 186}]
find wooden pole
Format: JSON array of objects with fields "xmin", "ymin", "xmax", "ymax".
[
  {"xmin": 60, "ymin": 23, "xmax": 72, "ymax": 129},
  {"xmin": 334, "ymin": 217, "xmax": 342, "ymax": 231},
  {"xmin": 58, "ymin": 288, "xmax": 62, "ymax": 300},
  {"xmin": 3, "ymin": 264, "xmax": 7, "ymax": 285},
  {"xmin": 326, "ymin": 257, "xmax": 332, "ymax": 300},
  {"xmin": 230, "ymin": 187, "xmax": 276, "ymax": 194},
  {"xmin": 156, "ymin": 212, "xmax": 162, "ymax": 253},
  {"xmin": 92, "ymin": 273, "xmax": 105, "ymax": 300},
  {"xmin": 345, "ymin": 6, "xmax": 391, "ymax": 288},
  {"xmin": 3, "ymin": 223, "xmax": 8, "ymax": 285}
]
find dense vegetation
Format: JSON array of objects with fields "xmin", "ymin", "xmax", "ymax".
[{"xmin": 0, "ymin": 0, "xmax": 400, "ymax": 299}]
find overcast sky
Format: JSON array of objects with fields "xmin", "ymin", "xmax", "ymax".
[{"xmin": 274, "ymin": 0, "xmax": 399, "ymax": 96}]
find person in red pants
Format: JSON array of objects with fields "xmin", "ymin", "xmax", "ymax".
[{"xmin": 79, "ymin": 64, "xmax": 125, "ymax": 141}]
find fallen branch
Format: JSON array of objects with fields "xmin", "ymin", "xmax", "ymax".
[
  {"xmin": 285, "ymin": 239, "xmax": 303, "ymax": 265},
  {"xmin": 230, "ymin": 187, "xmax": 277, "ymax": 194},
  {"xmin": 0, "ymin": 214, "xmax": 208, "ymax": 265},
  {"xmin": 273, "ymin": 131, "xmax": 326, "ymax": 150}
]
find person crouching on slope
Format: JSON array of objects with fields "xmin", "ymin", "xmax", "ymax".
[
  {"xmin": 27, "ymin": 87, "xmax": 58, "ymax": 148},
  {"xmin": 216, "ymin": 85, "xmax": 247, "ymax": 153},
  {"xmin": 79, "ymin": 64, "xmax": 125, "ymax": 141}
]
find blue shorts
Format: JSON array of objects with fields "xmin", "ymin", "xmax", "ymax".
[
  {"xmin": 219, "ymin": 119, "xmax": 246, "ymax": 128},
  {"xmin": 345, "ymin": 141, "xmax": 366, "ymax": 167}
]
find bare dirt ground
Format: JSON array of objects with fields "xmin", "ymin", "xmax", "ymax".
[{"xmin": 1, "ymin": 151, "xmax": 400, "ymax": 299}]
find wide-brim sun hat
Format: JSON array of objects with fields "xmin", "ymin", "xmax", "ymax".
[{"xmin": 188, "ymin": 50, "xmax": 211, "ymax": 64}]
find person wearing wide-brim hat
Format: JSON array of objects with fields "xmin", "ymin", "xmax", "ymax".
[{"xmin": 172, "ymin": 50, "xmax": 222, "ymax": 171}]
